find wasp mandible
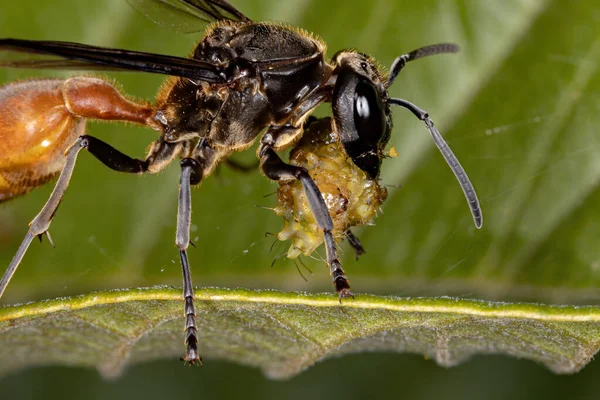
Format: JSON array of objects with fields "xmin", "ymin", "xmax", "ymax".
[{"xmin": 0, "ymin": 0, "xmax": 482, "ymax": 365}]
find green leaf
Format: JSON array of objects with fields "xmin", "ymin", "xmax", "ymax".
[{"xmin": 1, "ymin": 287, "xmax": 600, "ymax": 379}]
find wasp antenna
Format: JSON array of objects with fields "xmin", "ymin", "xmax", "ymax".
[
  {"xmin": 389, "ymin": 98, "xmax": 482, "ymax": 229},
  {"xmin": 387, "ymin": 43, "xmax": 460, "ymax": 88}
]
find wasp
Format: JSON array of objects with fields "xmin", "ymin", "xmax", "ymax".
[{"xmin": 0, "ymin": 0, "xmax": 482, "ymax": 365}]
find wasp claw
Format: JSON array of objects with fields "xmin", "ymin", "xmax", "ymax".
[
  {"xmin": 181, "ymin": 354, "xmax": 203, "ymax": 366},
  {"xmin": 45, "ymin": 231, "xmax": 55, "ymax": 248},
  {"xmin": 36, "ymin": 231, "xmax": 55, "ymax": 247},
  {"xmin": 181, "ymin": 330, "xmax": 202, "ymax": 366},
  {"xmin": 338, "ymin": 288, "xmax": 355, "ymax": 303}
]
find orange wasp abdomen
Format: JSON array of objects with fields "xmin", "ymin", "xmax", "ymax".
[
  {"xmin": 0, "ymin": 77, "xmax": 156, "ymax": 202},
  {"xmin": 0, "ymin": 79, "xmax": 85, "ymax": 202}
]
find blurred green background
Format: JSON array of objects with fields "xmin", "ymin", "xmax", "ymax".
[{"xmin": 1, "ymin": 0, "xmax": 600, "ymax": 398}]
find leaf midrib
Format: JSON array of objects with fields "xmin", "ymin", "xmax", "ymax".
[{"xmin": 2, "ymin": 287, "xmax": 599, "ymax": 323}]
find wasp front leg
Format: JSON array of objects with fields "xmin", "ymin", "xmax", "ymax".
[{"xmin": 259, "ymin": 135, "xmax": 353, "ymax": 300}]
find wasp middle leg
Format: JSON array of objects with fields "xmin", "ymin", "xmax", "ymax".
[
  {"xmin": 259, "ymin": 136, "xmax": 353, "ymax": 300},
  {"xmin": 176, "ymin": 139, "xmax": 222, "ymax": 365}
]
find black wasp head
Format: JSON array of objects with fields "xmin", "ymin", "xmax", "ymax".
[
  {"xmin": 331, "ymin": 51, "xmax": 392, "ymax": 179},
  {"xmin": 330, "ymin": 43, "xmax": 483, "ymax": 230}
]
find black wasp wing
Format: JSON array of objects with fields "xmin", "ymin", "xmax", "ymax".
[
  {"xmin": 127, "ymin": 0, "xmax": 251, "ymax": 33},
  {"xmin": 0, "ymin": 39, "xmax": 226, "ymax": 82},
  {"xmin": 0, "ymin": 1, "xmax": 251, "ymax": 81}
]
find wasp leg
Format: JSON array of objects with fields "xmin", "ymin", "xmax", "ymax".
[
  {"xmin": 177, "ymin": 140, "xmax": 221, "ymax": 365},
  {"xmin": 84, "ymin": 135, "xmax": 180, "ymax": 174},
  {"xmin": 0, "ymin": 135, "xmax": 179, "ymax": 300},
  {"xmin": 62, "ymin": 136, "xmax": 200, "ymax": 363},
  {"xmin": 345, "ymin": 230, "xmax": 365, "ymax": 260},
  {"xmin": 0, "ymin": 138, "xmax": 85, "ymax": 298},
  {"xmin": 176, "ymin": 158, "xmax": 201, "ymax": 365},
  {"xmin": 259, "ymin": 145, "xmax": 353, "ymax": 300}
]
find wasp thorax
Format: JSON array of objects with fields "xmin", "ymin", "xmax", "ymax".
[{"xmin": 274, "ymin": 117, "xmax": 387, "ymax": 259}]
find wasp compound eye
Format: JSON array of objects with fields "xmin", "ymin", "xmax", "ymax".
[
  {"xmin": 333, "ymin": 65, "xmax": 388, "ymax": 179},
  {"xmin": 354, "ymin": 80, "xmax": 385, "ymax": 144}
]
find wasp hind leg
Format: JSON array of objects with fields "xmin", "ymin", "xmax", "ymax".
[
  {"xmin": 0, "ymin": 137, "xmax": 86, "ymax": 298},
  {"xmin": 0, "ymin": 136, "xmax": 179, "ymax": 299},
  {"xmin": 0, "ymin": 75, "xmax": 170, "ymax": 299},
  {"xmin": 259, "ymin": 143, "xmax": 353, "ymax": 300}
]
